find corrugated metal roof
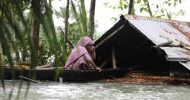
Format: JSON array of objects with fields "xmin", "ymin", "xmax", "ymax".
[
  {"xmin": 179, "ymin": 61, "xmax": 190, "ymax": 71},
  {"xmin": 160, "ymin": 47, "xmax": 190, "ymax": 61},
  {"xmin": 95, "ymin": 15, "xmax": 190, "ymax": 70},
  {"xmin": 125, "ymin": 15, "xmax": 190, "ymax": 47},
  {"xmin": 125, "ymin": 15, "xmax": 190, "ymax": 59},
  {"xmin": 124, "ymin": 15, "xmax": 190, "ymax": 70}
]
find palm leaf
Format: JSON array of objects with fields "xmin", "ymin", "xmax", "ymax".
[
  {"xmin": 70, "ymin": 0, "xmax": 82, "ymax": 35},
  {"xmin": 0, "ymin": 24, "xmax": 15, "ymax": 79},
  {"xmin": 0, "ymin": 45, "xmax": 5, "ymax": 91},
  {"xmin": 79, "ymin": 0, "xmax": 88, "ymax": 35}
]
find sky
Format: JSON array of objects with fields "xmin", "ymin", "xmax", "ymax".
[{"xmin": 52, "ymin": 0, "xmax": 190, "ymax": 36}]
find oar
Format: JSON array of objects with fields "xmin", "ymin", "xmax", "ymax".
[{"xmin": 18, "ymin": 76, "xmax": 40, "ymax": 83}]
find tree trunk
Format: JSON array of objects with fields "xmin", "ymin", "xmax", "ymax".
[
  {"xmin": 128, "ymin": 0, "xmax": 134, "ymax": 15},
  {"xmin": 88, "ymin": 0, "xmax": 96, "ymax": 39},
  {"xmin": 65, "ymin": 0, "xmax": 70, "ymax": 44},
  {"xmin": 31, "ymin": 0, "xmax": 41, "ymax": 51},
  {"xmin": 32, "ymin": 17, "xmax": 40, "ymax": 51},
  {"xmin": 31, "ymin": 0, "xmax": 41, "ymax": 67}
]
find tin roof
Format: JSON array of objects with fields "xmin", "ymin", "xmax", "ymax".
[
  {"xmin": 125, "ymin": 15, "xmax": 190, "ymax": 46},
  {"xmin": 180, "ymin": 61, "xmax": 190, "ymax": 71},
  {"xmin": 95, "ymin": 15, "xmax": 190, "ymax": 70},
  {"xmin": 160, "ymin": 47, "xmax": 190, "ymax": 61},
  {"xmin": 125, "ymin": 15, "xmax": 190, "ymax": 61}
]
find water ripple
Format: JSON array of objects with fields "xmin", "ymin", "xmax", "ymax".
[{"xmin": 0, "ymin": 81, "xmax": 190, "ymax": 100}]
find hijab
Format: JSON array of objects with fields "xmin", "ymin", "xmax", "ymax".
[{"xmin": 65, "ymin": 36, "xmax": 94, "ymax": 67}]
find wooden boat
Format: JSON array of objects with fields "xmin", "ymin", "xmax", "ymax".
[{"xmin": 3, "ymin": 67, "xmax": 128, "ymax": 82}]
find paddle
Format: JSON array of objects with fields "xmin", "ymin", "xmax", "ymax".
[{"xmin": 19, "ymin": 76, "xmax": 40, "ymax": 83}]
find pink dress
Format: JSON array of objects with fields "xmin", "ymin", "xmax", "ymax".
[{"xmin": 64, "ymin": 36, "xmax": 95, "ymax": 70}]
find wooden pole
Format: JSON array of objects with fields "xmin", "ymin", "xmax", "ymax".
[
  {"xmin": 153, "ymin": 41, "xmax": 172, "ymax": 48},
  {"xmin": 19, "ymin": 76, "xmax": 40, "ymax": 83},
  {"xmin": 99, "ymin": 59, "xmax": 110, "ymax": 68},
  {"xmin": 95, "ymin": 25, "xmax": 125, "ymax": 49},
  {"xmin": 112, "ymin": 48, "xmax": 117, "ymax": 69}
]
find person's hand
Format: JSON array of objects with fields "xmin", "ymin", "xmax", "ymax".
[{"xmin": 96, "ymin": 67, "xmax": 101, "ymax": 72}]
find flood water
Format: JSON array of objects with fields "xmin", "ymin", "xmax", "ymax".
[{"xmin": 1, "ymin": 81, "xmax": 190, "ymax": 100}]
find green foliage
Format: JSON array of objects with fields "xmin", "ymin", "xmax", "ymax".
[
  {"xmin": 55, "ymin": 0, "xmax": 91, "ymax": 46},
  {"xmin": 0, "ymin": 0, "xmax": 96, "ymax": 72},
  {"xmin": 153, "ymin": 0, "xmax": 183, "ymax": 19},
  {"xmin": 118, "ymin": 0, "xmax": 128, "ymax": 10},
  {"xmin": 140, "ymin": 7, "xmax": 148, "ymax": 13},
  {"xmin": 104, "ymin": 0, "xmax": 128, "ymax": 11},
  {"xmin": 79, "ymin": 0, "xmax": 88, "ymax": 35},
  {"xmin": 0, "ymin": 0, "xmax": 68, "ymax": 69},
  {"xmin": 137, "ymin": 0, "xmax": 142, "ymax": 3},
  {"xmin": 0, "ymin": 0, "xmax": 98, "ymax": 98},
  {"xmin": 103, "ymin": 0, "xmax": 184, "ymax": 19}
]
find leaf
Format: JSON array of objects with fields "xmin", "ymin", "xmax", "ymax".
[
  {"xmin": 140, "ymin": 7, "xmax": 147, "ymax": 13},
  {"xmin": 0, "ymin": 44, "xmax": 5, "ymax": 91},
  {"xmin": 156, "ymin": 4, "xmax": 159, "ymax": 8},
  {"xmin": 161, "ymin": 9, "xmax": 164, "ymax": 13},
  {"xmin": 118, "ymin": 5, "xmax": 123, "ymax": 10},
  {"xmin": 168, "ymin": 3, "xmax": 171, "ymax": 6},
  {"xmin": 79, "ymin": 0, "xmax": 88, "ymax": 35},
  {"xmin": 137, "ymin": 0, "xmax": 142, "ymax": 3},
  {"xmin": 179, "ymin": 0, "xmax": 182, "ymax": 3},
  {"xmin": 144, "ymin": 8, "xmax": 148, "ymax": 12},
  {"xmin": 143, "ymin": 0, "xmax": 147, "ymax": 3},
  {"xmin": 0, "ymin": 25, "xmax": 15, "ymax": 79},
  {"xmin": 166, "ymin": 11, "xmax": 172, "ymax": 19},
  {"xmin": 71, "ymin": 0, "xmax": 79, "ymax": 22},
  {"xmin": 123, "ymin": 4, "xmax": 128, "ymax": 9},
  {"xmin": 140, "ymin": 8, "xmax": 143, "ymax": 13},
  {"xmin": 71, "ymin": 0, "xmax": 82, "ymax": 34}
]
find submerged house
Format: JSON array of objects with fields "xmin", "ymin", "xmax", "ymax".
[{"xmin": 95, "ymin": 15, "xmax": 190, "ymax": 77}]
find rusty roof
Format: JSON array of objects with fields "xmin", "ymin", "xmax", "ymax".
[
  {"xmin": 125, "ymin": 15, "xmax": 190, "ymax": 61},
  {"xmin": 95, "ymin": 15, "xmax": 190, "ymax": 70},
  {"xmin": 125, "ymin": 15, "xmax": 190, "ymax": 47}
]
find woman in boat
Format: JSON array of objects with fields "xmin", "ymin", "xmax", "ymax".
[{"xmin": 64, "ymin": 36, "xmax": 101, "ymax": 71}]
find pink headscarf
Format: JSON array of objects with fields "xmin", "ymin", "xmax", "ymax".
[
  {"xmin": 78, "ymin": 36, "xmax": 94, "ymax": 47},
  {"xmin": 65, "ymin": 36, "xmax": 94, "ymax": 67}
]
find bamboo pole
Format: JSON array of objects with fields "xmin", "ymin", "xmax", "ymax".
[
  {"xmin": 99, "ymin": 59, "xmax": 110, "ymax": 68},
  {"xmin": 112, "ymin": 48, "xmax": 117, "ymax": 69},
  {"xmin": 19, "ymin": 76, "xmax": 40, "ymax": 83}
]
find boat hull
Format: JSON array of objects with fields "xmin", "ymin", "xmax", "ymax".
[{"xmin": 4, "ymin": 68, "xmax": 128, "ymax": 82}]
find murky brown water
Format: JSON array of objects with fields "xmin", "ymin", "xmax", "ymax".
[{"xmin": 1, "ymin": 81, "xmax": 190, "ymax": 100}]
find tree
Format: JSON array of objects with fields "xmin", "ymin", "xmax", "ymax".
[
  {"xmin": 104, "ymin": 0, "xmax": 184, "ymax": 19},
  {"xmin": 143, "ymin": 0, "xmax": 152, "ymax": 17},
  {"xmin": 31, "ymin": 0, "xmax": 41, "ymax": 67},
  {"xmin": 65, "ymin": 0, "xmax": 70, "ymax": 47},
  {"xmin": 128, "ymin": 0, "xmax": 134, "ymax": 15},
  {"xmin": 88, "ymin": 0, "xmax": 96, "ymax": 39}
]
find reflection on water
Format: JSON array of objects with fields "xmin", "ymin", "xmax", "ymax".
[{"xmin": 1, "ymin": 81, "xmax": 190, "ymax": 100}]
